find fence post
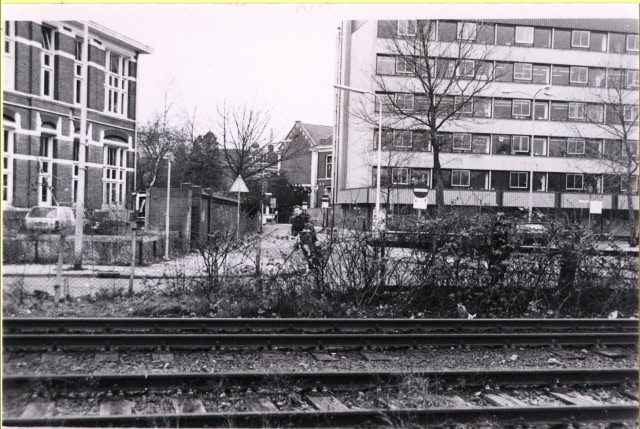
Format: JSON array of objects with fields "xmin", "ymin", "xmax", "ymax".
[
  {"xmin": 129, "ymin": 222, "xmax": 137, "ymax": 296},
  {"xmin": 54, "ymin": 234, "xmax": 65, "ymax": 307}
]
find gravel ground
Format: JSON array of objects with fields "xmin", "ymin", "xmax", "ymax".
[
  {"xmin": 3, "ymin": 384, "xmax": 636, "ymax": 418},
  {"xmin": 4, "ymin": 346, "xmax": 638, "ymax": 375}
]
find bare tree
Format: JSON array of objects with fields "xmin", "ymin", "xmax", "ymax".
[
  {"xmin": 137, "ymin": 95, "xmax": 188, "ymax": 189},
  {"xmin": 573, "ymin": 56, "xmax": 639, "ymax": 244},
  {"xmin": 356, "ymin": 20, "xmax": 505, "ymax": 212},
  {"xmin": 215, "ymin": 102, "xmax": 280, "ymax": 184}
]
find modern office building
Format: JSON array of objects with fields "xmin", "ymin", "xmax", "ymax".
[
  {"xmin": 2, "ymin": 20, "xmax": 152, "ymax": 217},
  {"xmin": 333, "ymin": 19, "xmax": 639, "ymax": 234}
]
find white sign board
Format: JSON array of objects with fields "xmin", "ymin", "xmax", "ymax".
[
  {"xmin": 413, "ymin": 196, "xmax": 428, "ymax": 210},
  {"xmin": 413, "ymin": 187, "xmax": 429, "ymax": 210},
  {"xmin": 590, "ymin": 200, "xmax": 603, "ymax": 214}
]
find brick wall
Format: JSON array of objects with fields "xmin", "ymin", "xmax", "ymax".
[
  {"xmin": 86, "ymin": 166, "xmax": 103, "ymax": 210},
  {"xmin": 88, "ymin": 66, "xmax": 105, "ymax": 111},
  {"xmin": 54, "ymin": 55, "xmax": 74, "ymax": 104}
]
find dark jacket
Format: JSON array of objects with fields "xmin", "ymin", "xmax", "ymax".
[{"xmin": 290, "ymin": 213, "xmax": 314, "ymax": 238}]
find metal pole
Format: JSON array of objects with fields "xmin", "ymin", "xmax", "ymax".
[
  {"xmin": 236, "ymin": 191, "xmax": 241, "ymax": 240},
  {"xmin": 375, "ymin": 94, "xmax": 382, "ymax": 217},
  {"xmin": 164, "ymin": 158, "xmax": 171, "ymax": 260},
  {"xmin": 73, "ymin": 22, "xmax": 89, "ymax": 269},
  {"xmin": 129, "ymin": 222, "xmax": 136, "ymax": 296},
  {"xmin": 529, "ymin": 91, "xmax": 537, "ymax": 223}
]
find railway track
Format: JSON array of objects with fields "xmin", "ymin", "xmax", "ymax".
[
  {"xmin": 4, "ymin": 368, "xmax": 638, "ymax": 427},
  {"xmin": 4, "ymin": 317, "xmax": 638, "ymax": 350},
  {"xmin": 6, "ymin": 317, "xmax": 638, "ymax": 333}
]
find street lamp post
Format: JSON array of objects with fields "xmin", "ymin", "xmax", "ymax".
[
  {"xmin": 163, "ymin": 154, "xmax": 173, "ymax": 260},
  {"xmin": 333, "ymin": 84, "xmax": 383, "ymax": 228},
  {"xmin": 503, "ymin": 85, "xmax": 552, "ymax": 222}
]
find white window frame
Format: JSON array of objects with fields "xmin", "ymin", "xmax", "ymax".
[
  {"xmin": 568, "ymin": 102, "xmax": 586, "ymax": 120},
  {"xmin": 534, "ymin": 101, "xmax": 549, "ymax": 120},
  {"xmin": 391, "ymin": 167, "xmax": 409, "ymax": 185},
  {"xmin": 451, "ymin": 170, "xmax": 470, "ymax": 187},
  {"xmin": 571, "ymin": 30, "xmax": 590, "ymax": 48},
  {"xmin": 396, "ymin": 56, "xmax": 413, "ymax": 75},
  {"xmin": 376, "ymin": 55, "xmax": 395, "ymax": 75},
  {"xmin": 567, "ymin": 138, "xmax": 586, "ymax": 155},
  {"xmin": 626, "ymin": 70, "xmax": 639, "ymax": 88},
  {"xmin": 456, "ymin": 60, "xmax": 475, "ymax": 78},
  {"xmin": 393, "ymin": 130, "xmax": 412, "ymax": 148},
  {"xmin": 570, "ymin": 66, "xmax": 588, "ymax": 84},
  {"xmin": 533, "ymin": 137, "xmax": 548, "ymax": 156},
  {"xmin": 325, "ymin": 155, "xmax": 332, "ymax": 179},
  {"xmin": 627, "ymin": 34, "xmax": 639, "ymax": 52},
  {"xmin": 515, "ymin": 26, "xmax": 534, "ymax": 44},
  {"xmin": 621, "ymin": 176, "xmax": 639, "ymax": 193},
  {"xmin": 397, "ymin": 20, "xmax": 416, "ymax": 37},
  {"xmin": 74, "ymin": 40, "xmax": 83, "ymax": 105},
  {"xmin": 38, "ymin": 135, "xmax": 54, "ymax": 206},
  {"xmin": 511, "ymin": 136, "xmax": 530, "ymax": 153},
  {"xmin": 566, "ymin": 174, "xmax": 584, "ymax": 191},
  {"xmin": 452, "ymin": 133, "xmax": 472, "ymax": 151},
  {"xmin": 509, "ymin": 172, "xmax": 528, "ymax": 189},
  {"xmin": 4, "ymin": 21, "xmax": 15, "ymax": 90},
  {"xmin": 513, "ymin": 63, "xmax": 533, "ymax": 81},
  {"xmin": 2, "ymin": 128, "xmax": 14, "ymax": 205},
  {"xmin": 624, "ymin": 105, "xmax": 639, "ymax": 123},
  {"xmin": 457, "ymin": 22, "xmax": 477, "ymax": 41},
  {"xmin": 103, "ymin": 146, "xmax": 127, "ymax": 207},
  {"xmin": 455, "ymin": 96, "xmax": 473, "ymax": 115},
  {"xmin": 105, "ymin": 51, "xmax": 130, "ymax": 117},
  {"xmin": 41, "ymin": 26, "xmax": 54, "ymax": 99},
  {"xmin": 512, "ymin": 99, "xmax": 531, "ymax": 117},
  {"xmin": 410, "ymin": 168, "xmax": 431, "ymax": 187},
  {"xmin": 395, "ymin": 94, "xmax": 414, "ymax": 111}
]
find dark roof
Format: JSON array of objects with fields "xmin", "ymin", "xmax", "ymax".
[
  {"xmin": 298, "ymin": 123, "xmax": 333, "ymax": 146},
  {"xmin": 480, "ymin": 19, "xmax": 638, "ymax": 34}
]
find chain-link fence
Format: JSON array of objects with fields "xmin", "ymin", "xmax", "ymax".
[{"xmin": 3, "ymin": 210, "xmax": 639, "ymax": 318}]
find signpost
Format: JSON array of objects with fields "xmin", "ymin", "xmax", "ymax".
[
  {"xmin": 413, "ymin": 184, "xmax": 430, "ymax": 216},
  {"xmin": 321, "ymin": 195, "xmax": 331, "ymax": 227},
  {"xmin": 229, "ymin": 175, "xmax": 249, "ymax": 239}
]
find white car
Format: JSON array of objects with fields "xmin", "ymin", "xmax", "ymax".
[{"xmin": 25, "ymin": 206, "xmax": 75, "ymax": 232}]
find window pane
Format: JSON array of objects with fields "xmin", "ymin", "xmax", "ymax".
[
  {"xmin": 550, "ymin": 102, "xmax": 568, "ymax": 121},
  {"xmin": 376, "ymin": 55, "xmax": 395, "ymax": 75},
  {"xmin": 532, "ymin": 64, "xmax": 550, "ymax": 84},
  {"xmin": 551, "ymin": 66, "xmax": 569, "ymax": 85},
  {"xmin": 533, "ymin": 28, "xmax": 551, "ymax": 48},
  {"xmin": 534, "ymin": 102, "xmax": 548, "ymax": 120},
  {"xmin": 496, "ymin": 25, "xmax": 515, "ymax": 46},
  {"xmin": 515, "ymin": 26, "xmax": 534, "ymax": 44},
  {"xmin": 110, "ymin": 53, "xmax": 120, "ymax": 73}
]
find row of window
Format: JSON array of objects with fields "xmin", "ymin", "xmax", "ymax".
[
  {"xmin": 3, "ymin": 22, "xmax": 131, "ymax": 117},
  {"xmin": 376, "ymin": 55, "xmax": 639, "ymax": 90},
  {"xmin": 372, "ymin": 166, "xmax": 639, "ymax": 193},
  {"xmin": 384, "ymin": 20, "xmax": 639, "ymax": 54},
  {"xmin": 1, "ymin": 130, "xmax": 128, "ymax": 207},
  {"xmin": 372, "ymin": 129, "xmax": 639, "ymax": 159},
  {"xmin": 375, "ymin": 93, "xmax": 639, "ymax": 125}
]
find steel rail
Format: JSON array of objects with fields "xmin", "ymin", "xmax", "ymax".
[
  {"xmin": 4, "ymin": 368, "xmax": 638, "ymax": 391},
  {"xmin": 5, "ymin": 317, "xmax": 638, "ymax": 332},
  {"xmin": 3, "ymin": 405, "xmax": 638, "ymax": 427},
  {"xmin": 3, "ymin": 332, "xmax": 638, "ymax": 349}
]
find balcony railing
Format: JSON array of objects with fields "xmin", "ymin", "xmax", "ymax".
[
  {"xmin": 340, "ymin": 187, "xmax": 635, "ymax": 210},
  {"xmin": 503, "ymin": 191, "xmax": 556, "ymax": 208},
  {"xmin": 618, "ymin": 195, "xmax": 640, "ymax": 210},
  {"xmin": 561, "ymin": 193, "xmax": 613, "ymax": 209}
]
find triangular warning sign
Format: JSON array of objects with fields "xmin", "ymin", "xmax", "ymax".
[{"xmin": 229, "ymin": 175, "xmax": 249, "ymax": 193}]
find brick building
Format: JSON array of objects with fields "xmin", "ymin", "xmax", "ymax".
[
  {"xmin": 280, "ymin": 121, "xmax": 333, "ymax": 208},
  {"xmin": 2, "ymin": 20, "xmax": 152, "ymax": 217},
  {"xmin": 333, "ymin": 19, "xmax": 639, "ymax": 235}
]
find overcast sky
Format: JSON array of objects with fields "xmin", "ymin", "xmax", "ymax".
[{"xmin": 5, "ymin": 3, "xmax": 638, "ymax": 141}]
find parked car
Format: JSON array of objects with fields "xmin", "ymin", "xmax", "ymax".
[
  {"xmin": 515, "ymin": 223, "xmax": 549, "ymax": 245},
  {"xmin": 25, "ymin": 206, "xmax": 75, "ymax": 232}
]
